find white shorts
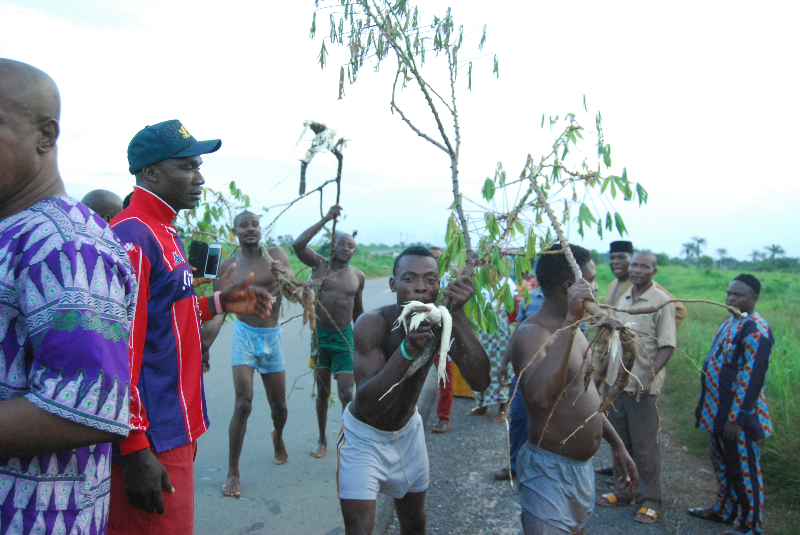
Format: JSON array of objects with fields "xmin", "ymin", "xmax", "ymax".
[{"xmin": 336, "ymin": 404, "xmax": 429, "ymax": 500}]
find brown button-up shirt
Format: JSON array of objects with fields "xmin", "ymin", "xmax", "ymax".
[
  {"xmin": 604, "ymin": 278, "xmax": 686, "ymax": 327},
  {"xmin": 605, "ymin": 282, "xmax": 677, "ymax": 395}
]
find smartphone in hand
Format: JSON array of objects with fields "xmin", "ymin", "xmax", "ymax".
[{"xmin": 204, "ymin": 244, "xmax": 223, "ymax": 279}]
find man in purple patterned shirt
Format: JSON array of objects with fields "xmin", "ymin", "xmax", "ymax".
[{"xmin": 0, "ymin": 59, "xmax": 136, "ymax": 534}]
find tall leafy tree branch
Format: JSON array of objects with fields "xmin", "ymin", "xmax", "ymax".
[
  {"xmin": 312, "ymin": 0, "xmax": 497, "ymax": 268},
  {"xmin": 310, "ymin": 1, "xmax": 651, "ymax": 330}
]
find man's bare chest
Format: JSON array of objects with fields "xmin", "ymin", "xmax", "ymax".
[
  {"xmin": 315, "ymin": 268, "xmax": 359, "ymax": 296},
  {"xmin": 235, "ymin": 257, "xmax": 278, "ymax": 291}
]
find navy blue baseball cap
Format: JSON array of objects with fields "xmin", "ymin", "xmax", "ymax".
[{"xmin": 127, "ymin": 119, "xmax": 221, "ymax": 174}]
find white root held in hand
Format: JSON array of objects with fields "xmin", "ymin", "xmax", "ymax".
[{"xmin": 393, "ymin": 301, "xmax": 453, "ymax": 387}]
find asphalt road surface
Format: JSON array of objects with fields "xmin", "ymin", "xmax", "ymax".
[{"xmin": 194, "ymin": 277, "xmax": 395, "ymax": 535}]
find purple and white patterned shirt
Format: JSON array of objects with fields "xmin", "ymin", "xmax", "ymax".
[{"xmin": 0, "ymin": 197, "xmax": 136, "ymax": 535}]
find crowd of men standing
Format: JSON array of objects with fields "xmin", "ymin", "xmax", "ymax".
[{"xmin": 1, "ymin": 58, "xmax": 775, "ymax": 535}]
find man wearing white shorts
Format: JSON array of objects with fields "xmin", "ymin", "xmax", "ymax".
[
  {"xmin": 337, "ymin": 406, "xmax": 428, "ymax": 500},
  {"xmin": 339, "ymin": 247, "xmax": 490, "ymax": 534}
]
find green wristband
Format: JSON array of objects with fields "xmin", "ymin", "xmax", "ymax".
[{"xmin": 400, "ymin": 339, "xmax": 416, "ymax": 361}]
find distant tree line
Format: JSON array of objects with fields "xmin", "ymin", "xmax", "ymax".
[{"xmin": 592, "ymin": 239, "xmax": 798, "ymax": 272}]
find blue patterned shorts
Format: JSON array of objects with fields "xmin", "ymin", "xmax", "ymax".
[{"xmin": 231, "ymin": 321, "xmax": 285, "ymax": 374}]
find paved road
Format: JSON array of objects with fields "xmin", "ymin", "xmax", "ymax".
[{"xmin": 194, "ymin": 277, "xmax": 396, "ymax": 535}]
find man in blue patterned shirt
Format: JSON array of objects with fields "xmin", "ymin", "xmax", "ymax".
[
  {"xmin": 690, "ymin": 274, "xmax": 772, "ymax": 535},
  {"xmin": 0, "ymin": 59, "xmax": 136, "ymax": 534}
]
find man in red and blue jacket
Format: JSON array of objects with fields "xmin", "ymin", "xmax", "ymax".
[{"xmin": 108, "ymin": 120, "xmax": 273, "ymax": 534}]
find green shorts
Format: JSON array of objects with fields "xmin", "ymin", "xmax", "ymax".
[{"xmin": 309, "ymin": 325, "xmax": 354, "ymax": 375}]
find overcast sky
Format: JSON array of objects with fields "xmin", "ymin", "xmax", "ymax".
[{"xmin": 2, "ymin": 1, "xmax": 798, "ymax": 259}]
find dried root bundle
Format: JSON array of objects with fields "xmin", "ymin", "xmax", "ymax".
[
  {"xmin": 528, "ymin": 171, "xmax": 742, "ymax": 415},
  {"xmin": 578, "ymin": 311, "xmax": 639, "ymax": 413},
  {"xmin": 263, "ymin": 249, "xmax": 317, "ymax": 330},
  {"xmin": 598, "ymin": 328, "xmax": 636, "ymax": 413}
]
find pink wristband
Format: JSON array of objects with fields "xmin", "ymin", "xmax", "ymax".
[{"xmin": 213, "ymin": 291, "xmax": 223, "ymax": 315}]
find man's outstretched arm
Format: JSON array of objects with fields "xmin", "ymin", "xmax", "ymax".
[
  {"xmin": 352, "ymin": 271, "xmax": 365, "ymax": 323},
  {"xmin": 603, "ymin": 416, "xmax": 638, "ymax": 492},
  {"xmin": 352, "ymin": 309, "xmax": 434, "ymax": 422},
  {"xmin": 443, "ymin": 275, "xmax": 490, "ymax": 392},
  {"xmin": 292, "ymin": 205, "xmax": 341, "ymax": 267},
  {"xmin": 0, "ymin": 397, "xmax": 124, "ymax": 458},
  {"xmin": 269, "ymin": 246, "xmax": 298, "ymax": 283}
]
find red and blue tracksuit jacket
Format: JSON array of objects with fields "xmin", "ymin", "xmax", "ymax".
[{"xmin": 111, "ymin": 187, "xmax": 214, "ymax": 455}]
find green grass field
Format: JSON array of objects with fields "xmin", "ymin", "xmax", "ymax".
[
  {"xmin": 280, "ymin": 243, "xmax": 398, "ymax": 280},
  {"xmin": 595, "ymin": 264, "xmax": 800, "ymax": 532}
]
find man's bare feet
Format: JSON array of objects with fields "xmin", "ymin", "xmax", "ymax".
[
  {"xmin": 492, "ymin": 402, "xmax": 509, "ymax": 422},
  {"xmin": 272, "ymin": 430, "xmax": 288, "ymax": 465},
  {"xmin": 310, "ymin": 441, "xmax": 327, "ymax": 458},
  {"xmin": 222, "ymin": 474, "xmax": 241, "ymax": 497}
]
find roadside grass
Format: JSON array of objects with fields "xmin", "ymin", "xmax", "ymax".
[
  {"xmin": 280, "ymin": 244, "xmax": 397, "ymax": 279},
  {"xmin": 597, "ymin": 265, "xmax": 800, "ymax": 532}
]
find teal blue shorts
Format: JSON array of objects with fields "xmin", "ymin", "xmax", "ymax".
[{"xmin": 232, "ymin": 321, "xmax": 285, "ymax": 374}]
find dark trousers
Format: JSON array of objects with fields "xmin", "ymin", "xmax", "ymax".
[
  {"xmin": 709, "ymin": 432, "xmax": 764, "ymax": 535},
  {"xmin": 607, "ymin": 392, "xmax": 662, "ymax": 511},
  {"xmin": 508, "ymin": 376, "xmax": 528, "ymax": 471}
]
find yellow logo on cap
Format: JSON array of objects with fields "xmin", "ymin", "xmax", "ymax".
[{"xmin": 178, "ymin": 126, "xmax": 191, "ymax": 139}]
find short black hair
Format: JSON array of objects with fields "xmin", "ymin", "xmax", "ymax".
[
  {"xmin": 535, "ymin": 244, "xmax": 592, "ymax": 296},
  {"xmin": 234, "ymin": 210, "xmax": 257, "ymax": 227},
  {"xmin": 122, "ymin": 191, "xmax": 134, "ymax": 209},
  {"xmin": 334, "ymin": 233, "xmax": 354, "ymax": 246},
  {"xmin": 734, "ymin": 273, "xmax": 761, "ymax": 295},
  {"xmin": 393, "ymin": 246, "xmax": 436, "ymax": 276},
  {"xmin": 633, "ymin": 250, "xmax": 657, "ymax": 268}
]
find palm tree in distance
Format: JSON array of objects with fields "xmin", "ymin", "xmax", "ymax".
[
  {"xmin": 750, "ymin": 250, "xmax": 764, "ymax": 263},
  {"xmin": 691, "ymin": 236, "xmax": 707, "ymax": 259},
  {"xmin": 716, "ymin": 248, "xmax": 728, "ymax": 269},
  {"xmin": 764, "ymin": 244, "xmax": 785, "ymax": 260},
  {"xmin": 682, "ymin": 242, "xmax": 696, "ymax": 262}
]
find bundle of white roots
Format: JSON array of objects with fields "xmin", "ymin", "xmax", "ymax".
[{"xmin": 379, "ymin": 301, "xmax": 453, "ymax": 401}]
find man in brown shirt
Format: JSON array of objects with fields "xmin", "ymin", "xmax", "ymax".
[
  {"xmin": 597, "ymin": 251, "xmax": 676, "ymax": 525},
  {"xmin": 604, "ymin": 241, "xmax": 686, "ymax": 326}
]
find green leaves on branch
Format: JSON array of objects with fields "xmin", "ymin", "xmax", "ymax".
[
  {"xmin": 439, "ymin": 103, "xmax": 648, "ymax": 332},
  {"xmin": 481, "ymin": 162, "xmax": 507, "ymax": 201},
  {"xmin": 318, "ymin": 40, "xmax": 328, "ymax": 69},
  {"xmin": 310, "ymin": 1, "xmax": 495, "ymax": 97},
  {"xmin": 481, "ymin": 178, "xmax": 495, "ymax": 201},
  {"xmin": 177, "ymin": 180, "xmax": 254, "ymax": 246}
]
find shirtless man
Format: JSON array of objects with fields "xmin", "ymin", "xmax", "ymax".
[
  {"xmin": 339, "ymin": 246, "xmax": 490, "ymax": 534},
  {"xmin": 509, "ymin": 244, "xmax": 638, "ymax": 535},
  {"xmin": 293, "ymin": 205, "xmax": 365, "ymax": 458},
  {"xmin": 215, "ymin": 211, "xmax": 296, "ymax": 497}
]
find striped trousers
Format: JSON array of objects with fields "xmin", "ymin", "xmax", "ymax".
[{"xmin": 709, "ymin": 431, "xmax": 764, "ymax": 535}]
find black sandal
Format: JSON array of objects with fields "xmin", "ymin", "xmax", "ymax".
[{"xmin": 687, "ymin": 507, "xmax": 733, "ymax": 524}]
